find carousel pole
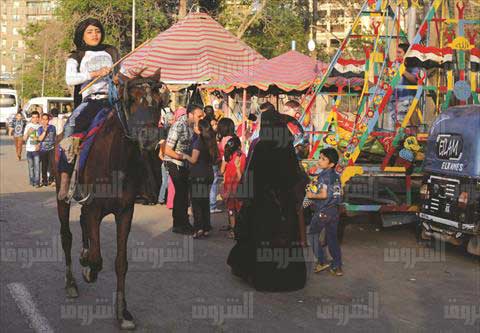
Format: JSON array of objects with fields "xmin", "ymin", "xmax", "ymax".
[{"xmin": 241, "ymin": 88, "xmax": 247, "ymax": 145}]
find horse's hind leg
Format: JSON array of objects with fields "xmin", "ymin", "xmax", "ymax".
[
  {"xmin": 115, "ymin": 206, "xmax": 135, "ymax": 330},
  {"xmin": 82, "ymin": 208, "xmax": 103, "ymax": 283},
  {"xmin": 57, "ymin": 200, "xmax": 79, "ymax": 298}
]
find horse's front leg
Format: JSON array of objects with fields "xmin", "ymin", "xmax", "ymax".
[
  {"xmin": 115, "ymin": 206, "xmax": 135, "ymax": 330},
  {"xmin": 82, "ymin": 208, "xmax": 103, "ymax": 283},
  {"xmin": 79, "ymin": 206, "xmax": 90, "ymax": 267},
  {"xmin": 57, "ymin": 199, "xmax": 78, "ymax": 298}
]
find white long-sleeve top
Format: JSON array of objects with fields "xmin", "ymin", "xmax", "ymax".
[{"xmin": 65, "ymin": 50, "xmax": 114, "ymax": 100}]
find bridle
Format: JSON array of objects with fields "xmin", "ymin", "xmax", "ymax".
[{"xmin": 110, "ymin": 76, "xmax": 168, "ymax": 142}]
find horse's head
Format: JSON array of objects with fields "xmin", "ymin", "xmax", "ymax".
[{"xmin": 119, "ymin": 70, "xmax": 170, "ymax": 149}]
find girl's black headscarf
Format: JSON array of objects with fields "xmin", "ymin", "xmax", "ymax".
[{"xmin": 73, "ymin": 18, "xmax": 106, "ymax": 51}]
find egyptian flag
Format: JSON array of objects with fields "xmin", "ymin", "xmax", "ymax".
[
  {"xmin": 405, "ymin": 44, "xmax": 443, "ymax": 69},
  {"xmin": 442, "ymin": 47, "xmax": 453, "ymax": 71},
  {"xmin": 331, "ymin": 58, "xmax": 365, "ymax": 78},
  {"xmin": 471, "ymin": 48, "xmax": 480, "ymax": 72}
]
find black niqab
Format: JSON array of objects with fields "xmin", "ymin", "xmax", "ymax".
[{"xmin": 227, "ymin": 108, "xmax": 308, "ymax": 292}]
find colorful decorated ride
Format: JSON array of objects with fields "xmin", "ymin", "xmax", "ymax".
[{"xmin": 301, "ymin": 0, "xmax": 479, "ymax": 225}]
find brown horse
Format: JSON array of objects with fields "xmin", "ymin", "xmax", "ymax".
[{"xmin": 55, "ymin": 72, "xmax": 169, "ymax": 330}]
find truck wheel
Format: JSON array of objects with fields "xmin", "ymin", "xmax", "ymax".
[{"xmin": 466, "ymin": 236, "xmax": 480, "ymax": 257}]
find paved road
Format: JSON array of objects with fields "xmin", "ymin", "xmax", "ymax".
[{"xmin": 0, "ymin": 133, "xmax": 479, "ymax": 332}]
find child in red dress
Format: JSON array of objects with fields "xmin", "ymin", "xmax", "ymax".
[{"xmin": 221, "ymin": 136, "xmax": 246, "ymax": 238}]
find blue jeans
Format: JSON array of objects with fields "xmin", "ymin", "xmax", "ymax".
[
  {"xmin": 63, "ymin": 101, "xmax": 88, "ymax": 138},
  {"xmin": 27, "ymin": 151, "xmax": 40, "ymax": 186},
  {"xmin": 209, "ymin": 165, "xmax": 221, "ymax": 210},
  {"xmin": 158, "ymin": 162, "xmax": 169, "ymax": 203},
  {"xmin": 308, "ymin": 215, "xmax": 342, "ymax": 268}
]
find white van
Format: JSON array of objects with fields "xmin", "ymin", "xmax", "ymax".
[
  {"xmin": 0, "ymin": 88, "xmax": 19, "ymax": 127},
  {"xmin": 23, "ymin": 96, "xmax": 74, "ymax": 120}
]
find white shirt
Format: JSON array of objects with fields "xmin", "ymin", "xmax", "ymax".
[
  {"xmin": 23, "ymin": 123, "xmax": 41, "ymax": 152},
  {"xmin": 49, "ymin": 117, "xmax": 65, "ymax": 135},
  {"xmin": 65, "ymin": 50, "xmax": 114, "ymax": 99}
]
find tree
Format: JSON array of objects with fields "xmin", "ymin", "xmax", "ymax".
[
  {"xmin": 219, "ymin": 0, "xmax": 312, "ymax": 58},
  {"xmin": 55, "ymin": 0, "xmax": 170, "ymax": 54},
  {"xmin": 19, "ymin": 20, "xmax": 70, "ymax": 99}
]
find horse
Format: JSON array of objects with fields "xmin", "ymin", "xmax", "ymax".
[{"xmin": 55, "ymin": 71, "xmax": 169, "ymax": 330}]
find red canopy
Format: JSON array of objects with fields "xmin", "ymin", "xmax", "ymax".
[
  {"xmin": 121, "ymin": 12, "xmax": 265, "ymax": 84},
  {"xmin": 204, "ymin": 50, "xmax": 328, "ymax": 92}
]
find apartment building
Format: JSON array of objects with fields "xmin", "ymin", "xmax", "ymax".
[
  {"xmin": 313, "ymin": 1, "xmax": 363, "ymax": 50},
  {"xmin": 0, "ymin": 0, "xmax": 56, "ymax": 83}
]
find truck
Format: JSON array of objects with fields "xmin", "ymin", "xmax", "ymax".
[{"xmin": 418, "ymin": 105, "xmax": 480, "ymax": 256}]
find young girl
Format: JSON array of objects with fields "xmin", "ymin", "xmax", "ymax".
[
  {"xmin": 182, "ymin": 119, "xmax": 219, "ymax": 238},
  {"xmin": 58, "ymin": 18, "xmax": 120, "ymax": 200},
  {"xmin": 221, "ymin": 136, "xmax": 247, "ymax": 239}
]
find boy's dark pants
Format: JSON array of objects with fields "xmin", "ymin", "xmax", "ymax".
[
  {"xmin": 308, "ymin": 210, "xmax": 342, "ymax": 269},
  {"xmin": 40, "ymin": 149, "xmax": 55, "ymax": 185}
]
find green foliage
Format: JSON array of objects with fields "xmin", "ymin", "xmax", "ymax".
[
  {"xmin": 18, "ymin": 20, "xmax": 70, "ymax": 100},
  {"xmin": 55, "ymin": 0, "xmax": 170, "ymax": 54},
  {"xmin": 219, "ymin": 0, "xmax": 313, "ymax": 59}
]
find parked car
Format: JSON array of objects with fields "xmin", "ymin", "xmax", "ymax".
[
  {"xmin": 418, "ymin": 105, "xmax": 480, "ymax": 256},
  {"xmin": 23, "ymin": 97, "xmax": 73, "ymax": 120},
  {"xmin": 0, "ymin": 88, "xmax": 19, "ymax": 130}
]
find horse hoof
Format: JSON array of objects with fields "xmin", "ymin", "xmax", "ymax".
[
  {"xmin": 119, "ymin": 319, "xmax": 136, "ymax": 330},
  {"xmin": 65, "ymin": 285, "xmax": 79, "ymax": 298},
  {"xmin": 82, "ymin": 267, "xmax": 97, "ymax": 283}
]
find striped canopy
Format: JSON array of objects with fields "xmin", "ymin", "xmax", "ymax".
[
  {"xmin": 204, "ymin": 50, "xmax": 328, "ymax": 92},
  {"xmin": 121, "ymin": 12, "xmax": 265, "ymax": 84}
]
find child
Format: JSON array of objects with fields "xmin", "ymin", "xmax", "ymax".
[
  {"xmin": 23, "ymin": 111, "xmax": 41, "ymax": 187},
  {"xmin": 9, "ymin": 112, "xmax": 26, "ymax": 161},
  {"xmin": 306, "ymin": 148, "xmax": 343, "ymax": 276},
  {"xmin": 38, "ymin": 114, "xmax": 57, "ymax": 186},
  {"xmin": 221, "ymin": 136, "xmax": 246, "ymax": 239}
]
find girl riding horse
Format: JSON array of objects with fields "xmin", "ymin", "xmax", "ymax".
[{"xmin": 58, "ymin": 18, "xmax": 120, "ymax": 200}]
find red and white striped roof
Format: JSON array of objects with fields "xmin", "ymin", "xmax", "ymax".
[
  {"xmin": 204, "ymin": 50, "xmax": 328, "ymax": 92},
  {"xmin": 121, "ymin": 12, "xmax": 265, "ymax": 84}
]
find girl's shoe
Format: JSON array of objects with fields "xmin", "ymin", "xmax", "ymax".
[
  {"xmin": 193, "ymin": 230, "xmax": 204, "ymax": 239},
  {"xmin": 228, "ymin": 230, "xmax": 235, "ymax": 239},
  {"xmin": 329, "ymin": 267, "xmax": 344, "ymax": 276},
  {"xmin": 314, "ymin": 263, "xmax": 330, "ymax": 273}
]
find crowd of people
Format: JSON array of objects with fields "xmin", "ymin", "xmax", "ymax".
[
  {"xmin": 10, "ymin": 98, "xmax": 344, "ymax": 291},
  {"xmin": 158, "ymin": 103, "xmax": 248, "ymax": 239},
  {"xmin": 8, "ymin": 108, "xmax": 64, "ymax": 188},
  {"xmin": 10, "ymin": 17, "xmax": 344, "ymax": 294}
]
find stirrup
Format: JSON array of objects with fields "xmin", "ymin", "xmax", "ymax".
[{"xmin": 66, "ymin": 157, "xmax": 79, "ymax": 203}]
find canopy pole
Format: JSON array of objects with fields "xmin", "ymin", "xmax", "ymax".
[{"xmin": 241, "ymin": 88, "xmax": 247, "ymax": 146}]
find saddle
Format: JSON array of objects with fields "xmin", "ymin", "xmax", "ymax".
[{"xmin": 60, "ymin": 107, "xmax": 113, "ymax": 204}]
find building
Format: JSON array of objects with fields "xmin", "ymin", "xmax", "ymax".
[
  {"xmin": 0, "ymin": 0, "xmax": 56, "ymax": 83},
  {"xmin": 312, "ymin": 1, "xmax": 363, "ymax": 51}
]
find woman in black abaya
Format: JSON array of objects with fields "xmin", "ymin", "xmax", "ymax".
[{"xmin": 227, "ymin": 102, "xmax": 308, "ymax": 292}]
